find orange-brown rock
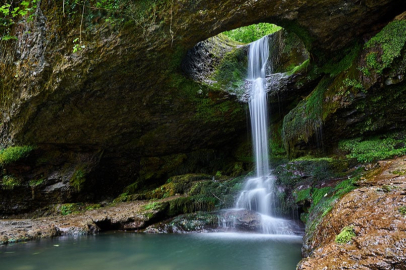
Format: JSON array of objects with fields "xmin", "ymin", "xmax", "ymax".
[{"xmin": 298, "ymin": 157, "xmax": 406, "ymax": 269}]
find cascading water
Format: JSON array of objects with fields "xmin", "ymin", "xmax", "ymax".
[{"xmin": 230, "ymin": 36, "xmax": 297, "ymax": 235}]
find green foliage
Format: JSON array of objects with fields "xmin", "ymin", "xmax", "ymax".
[
  {"xmin": 223, "ymin": 23, "xmax": 281, "ymax": 43},
  {"xmin": 60, "ymin": 204, "xmax": 75, "ymax": 216},
  {"xmin": 95, "ymin": 0, "xmax": 122, "ymax": 11},
  {"xmin": 1, "ymin": 35, "xmax": 18, "ymax": 41},
  {"xmin": 398, "ymin": 206, "xmax": 406, "ymax": 215},
  {"xmin": 286, "ymin": 59, "xmax": 310, "ymax": 76},
  {"xmin": 339, "ymin": 133, "xmax": 406, "ymax": 163},
  {"xmin": 365, "ymin": 20, "xmax": 406, "ymax": 74},
  {"xmin": 143, "ymin": 201, "xmax": 161, "ymax": 210},
  {"xmin": 85, "ymin": 204, "xmax": 102, "ymax": 210},
  {"xmin": 0, "ymin": 0, "xmax": 38, "ymax": 40},
  {"xmin": 0, "ymin": 146, "xmax": 34, "ymax": 166},
  {"xmin": 292, "ymin": 156, "xmax": 333, "ymax": 162},
  {"xmin": 72, "ymin": 37, "xmax": 85, "ymax": 53},
  {"xmin": 29, "ymin": 179, "xmax": 44, "ymax": 187},
  {"xmin": 295, "ymin": 188, "xmax": 311, "ymax": 203},
  {"xmin": 113, "ymin": 192, "xmax": 129, "ymax": 203},
  {"xmin": 342, "ymin": 78, "xmax": 365, "ymax": 92},
  {"xmin": 59, "ymin": 203, "xmax": 92, "ymax": 215},
  {"xmin": 312, "ymin": 187, "xmax": 332, "ymax": 206},
  {"xmin": 70, "ymin": 168, "xmax": 86, "ymax": 192},
  {"xmin": 301, "ymin": 172, "xmax": 359, "ymax": 231},
  {"xmin": 1, "ymin": 175, "xmax": 21, "ymax": 190},
  {"xmin": 365, "ymin": 52, "xmax": 380, "ymax": 72},
  {"xmin": 335, "ymin": 226, "xmax": 356, "ymax": 244}
]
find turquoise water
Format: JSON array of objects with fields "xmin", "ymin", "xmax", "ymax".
[{"xmin": 0, "ymin": 232, "xmax": 302, "ymax": 270}]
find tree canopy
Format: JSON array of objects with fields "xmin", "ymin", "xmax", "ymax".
[{"xmin": 223, "ymin": 23, "xmax": 281, "ymax": 43}]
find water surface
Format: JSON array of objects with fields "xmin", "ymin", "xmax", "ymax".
[{"xmin": 0, "ymin": 232, "xmax": 302, "ymax": 270}]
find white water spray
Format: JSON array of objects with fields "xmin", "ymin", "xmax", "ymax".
[{"xmin": 234, "ymin": 36, "xmax": 296, "ymax": 235}]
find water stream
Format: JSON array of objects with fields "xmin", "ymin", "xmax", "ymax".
[{"xmin": 231, "ymin": 36, "xmax": 299, "ymax": 235}]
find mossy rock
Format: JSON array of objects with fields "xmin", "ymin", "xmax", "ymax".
[{"xmin": 335, "ymin": 226, "xmax": 356, "ymax": 244}]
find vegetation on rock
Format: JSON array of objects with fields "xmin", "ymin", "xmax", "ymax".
[
  {"xmin": 339, "ymin": 132, "xmax": 406, "ymax": 163},
  {"xmin": 364, "ymin": 20, "xmax": 406, "ymax": 74},
  {"xmin": 1, "ymin": 175, "xmax": 21, "ymax": 190},
  {"xmin": 223, "ymin": 23, "xmax": 281, "ymax": 43},
  {"xmin": 0, "ymin": 146, "xmax": 34, "ymax": 166},
  {"xmin": 335, "ymin": 226, "xmax": 356, "ymax": 244}
]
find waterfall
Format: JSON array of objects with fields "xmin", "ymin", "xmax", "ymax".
[
  {"xmin": 248, "ymin": 36, "xmax": 270, "ymax": 178},
  {"xmin": 232, "ymin": 36, "xmax": 296, "ymax": 235}
]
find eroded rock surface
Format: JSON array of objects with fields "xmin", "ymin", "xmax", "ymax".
[
  {"xmin": 298, "ymin": 157, "xmax": 406, "ymax": 269},
  {"xmin": 0, "ymin": 196, "xmax": 181, "ymax": 245},
  {"xmin": 0, "ymin": 1, "xmax": 405, "ymax": 213}
]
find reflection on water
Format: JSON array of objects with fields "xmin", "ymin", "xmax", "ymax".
[{"xmin": 0, "ymin": 232, "xmax": 302, "ymax": 270}]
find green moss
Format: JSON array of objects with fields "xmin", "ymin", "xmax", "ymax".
[
  {"xmin": 143, "ymin": 201, "xmax": 162, "ymax": 210},
  {"xmin": 381, "ymin": 185, "xmax": 397, "ymax": 193},
  {"xmin": 59, "ymin": 203, "xmax": 98, "ymax": 215},
  {"xmin": 292, "ymin": 156, "xmax": 333, "ymax": 162},
  {"xmin": 286, "ymin": 59, "xmax": 310, "ymax": 76},
  {"xmin": 275, "ymin": 159, "xmax": 345, "ymax": 187},
  {"xmin": 113, "ymin": 192, "xmax": 129, "ymax": 203},
  {"xmin": 167, "ymin": 195, "xmax": 217, "ymax": 216},
  {"xmin": 282, "ymin": 76, "xmax": 333, "ymax": 156},
  {"xmin": 335, "ymin": 226, "xmax": 356, "ymax": 244},
  {"xmin": 29, "ymin": 179, "xmax": 44, "ymax": 187},
  {"xmin": 301, "ymin": 171, "xmax": 359, "ymax": 233},
  {"xmin": 59, "ymin": 203, "xmax": 83, "ymax": 216},
  {"xmin": 365, "ymin": 20, "xmax": 406, "ymax": 74},
  {"xmin": 0, "ymin": 145, "xmax": 34, "ymax": 166},
  {"xmin": 212, "ymin": 48, "xmax": 247, "ymax": 94},
  {"xmin": 295, "ymin": 188, "xmax": 311, "ymax": 203},
  {"xmin": 339, "ymin": 132, "xmax": 406, "ymax": 163},
  {"xmin": 69, "ymin": 168, "xmax": 86, "ymax": 192},
  {"xmin": 1, "ymin": 175, "xmax": 21, "ymax": 190},
  {"xmin": 392, "ymin": 169, "xmax": 406, "ymax": 176},
  {"xmin": 320, "ymin": 43, "xmax": 361, "ymax": 77},
  {"xmin": 398, "ymin": 206, "xmax": 406, "ymax": 215},
  {"xmin": 311, "ymin": 187, "xmax": 332, "ymax": 206},
  {"xmin": 342, "ymin": 78, "xmax": 364, "ymax": 92},
  {"xmin": 85, "ymin": 204, "xmax": 102, "ymax": 211}
]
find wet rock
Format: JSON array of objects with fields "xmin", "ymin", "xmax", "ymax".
[
  {"xmin": 1, "ymin": 0, "xmax": 404, "ymax": 214},
  {"xmin": 297, "ymin": 157, "xmax": 406, "ymax": 269},
  {"xmin": 0, "ymin": 196, "xmax": 182, "ymax": 245},
  {"xmin": 144, "ymin": 212, "xmax": 220, "ymax": 233},
  {"xmin": 219, "ymin": 209, "xmax": 263, "ymax": 232}
]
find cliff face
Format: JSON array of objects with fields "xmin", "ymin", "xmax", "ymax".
[
  {"xmin": 2, "ymin": 1, "xmax": 406, "ymax": 268},
  {"xmin": 298, "ymin": 157, "xmax": 406, "ymax": 270},
  {"xmin": 0, "ymin": 0, "xmax": 405, "ymax": 232}
]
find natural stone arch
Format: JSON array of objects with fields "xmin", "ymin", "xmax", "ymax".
[
  {"xmin": 171, "ymin": 0, "xmax": 406, "ymax": 60},
  {"xmin": 0, "ymin": 0, "xmax": 405, "ymax": 207}
]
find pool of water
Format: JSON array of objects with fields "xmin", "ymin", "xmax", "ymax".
[{"xmin": 0, "ymin": 232, "xmax": 302, "ymax": 270}]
